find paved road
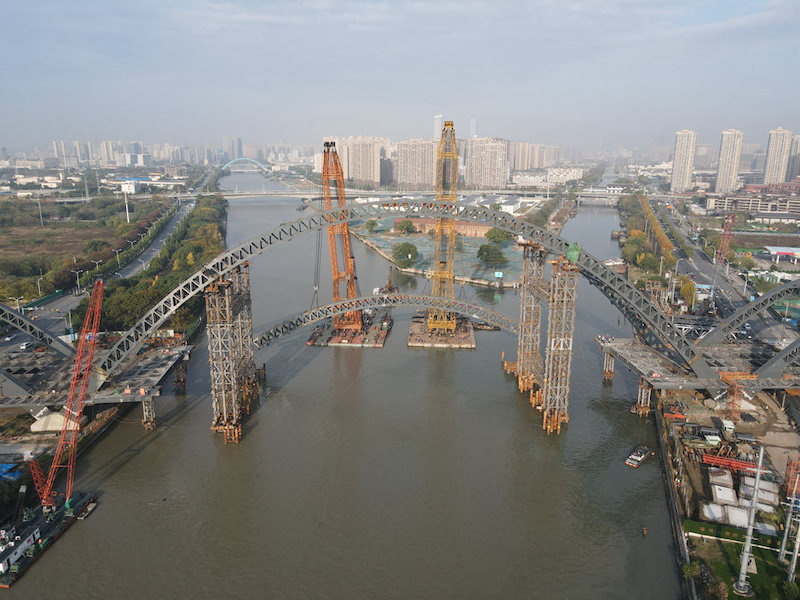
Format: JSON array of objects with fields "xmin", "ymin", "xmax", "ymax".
[
  {"xmin": 656, "ymin": 201, "xmax": 796, "ymax": 345},
  {"xmin": 3, "ymin": 169, "xmax": 213, "ymax": 345}
]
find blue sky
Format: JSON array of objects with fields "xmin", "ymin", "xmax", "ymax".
[{"xmin": 2, "ymin": 0, "xmax": 798, "ymax": 152}]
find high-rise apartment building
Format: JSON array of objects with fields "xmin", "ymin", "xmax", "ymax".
[
  {"xmin": 433, "ymin": 115, "xmax": 443, "ymax": 140},
  {"xmin": 764, "ymin": 127, "xmax": 793, "ymax": 184},
  {"xmin": 464, "ymin": 137, "xmax": 508, "ymax": 189},
  {"xmin": 715, "ymin": 129, "xmax": 743, "ymax": 194},
  {"xmin": 334, "ymin": 136, "xmax": 390, "ymax": 189},
  {"xmin": 507, "ymin": 141, "xmax": 561, "ymax": 171},
  {"xmin": 396, "ymin": 138, "xmax": 437, "ymax": 189},
  {"xmin": 670, "ymin": 130, "xmax": 696, "ymax": 193},
  {"xmin": 787, "ymin": 135, "xmax": 800, "ymax": 182}
]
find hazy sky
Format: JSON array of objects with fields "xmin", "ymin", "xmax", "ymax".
[{"xmin": 3, "ymin": 0, "xmax": 798, "ymax": 152}]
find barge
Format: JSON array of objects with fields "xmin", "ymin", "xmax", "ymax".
[{"xmin": 0, "ymin": 493, "xmax": 96, "ymax": 588}]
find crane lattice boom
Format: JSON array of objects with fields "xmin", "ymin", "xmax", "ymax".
[
  {"xmin": 322, "ymin": 142, "xmax": 361, "ymax": 330},
  {"xmin": 30, "ymin": 280, "xmax": 104, "ymax": 509}
]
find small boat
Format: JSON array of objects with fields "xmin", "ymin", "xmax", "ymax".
[
  {"xmin": 472, "ymin": 320, "xmax": 500, "ymax": 331},
  {"xmin": 625, "ymin": 445, "xmax": 653, "ymax": 468}
]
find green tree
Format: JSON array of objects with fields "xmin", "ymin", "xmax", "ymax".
[
  {"xmin": 681, "ymin": 561, "xmax": 700, "ymax": 579},
  {"xmin": 364, "ymin": 219, "xmax": 378, "ymax": 233},
  {"xmin": 85, "ymin": 239, "xmax": 111, "ymax": 254},
  {"xmin": 485, "ymin": 227, "xmax": 509, "ymax": 245},
  {"xmin": 396, "ymin": 219, "xmax": 415, "ymax": 234},
  {"xmin": 680, "ymin": 277, "xmax": 696, "ymax": 306},
  {"xmin": 477, "ymin": 244, "xmax": 508, "ymax": 267},
  {"xmin": 392, "ymin": 242, "xmax": 418, "ymax": 268},
  {"xmin": 490, "ymin": 202, "xmax": 502, "ymax": 211}
]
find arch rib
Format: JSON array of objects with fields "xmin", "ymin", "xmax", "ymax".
[
  {"xmin": 699, "ymin": 279, "xmax": 800, "ymax": 346},
  {"xmin": 220, "ymin": 158, "xmax": 270, "ymax": 173},
  {"xmin": 253, "ymin": 294, "xmax": 517, "ymax": 348},
  {"xmin": 96, "ymin": 200, "xmax": 715, "ymax": 380},
  {"xmin": 0, "ymin": 302, "xmax": 75, "ymax": 358}
]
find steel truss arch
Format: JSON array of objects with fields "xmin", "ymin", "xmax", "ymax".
[
  {"xmin": 253, "ymin": 293, "xmax": 517, "ymax": 348},
  {"xmin": 0, "ymin": 302, "xmax": 75, "ymax": 358},
  {"xmin": 699, "ymin": 279, "xmax": 800, "ymax": 347},
  {"xmin": 220, "ymin": 158, "xmax": 271, "ymax": 173},
  {"xmin": 97, "ymin": 200, "xmax": 715, "ymax": 380}
]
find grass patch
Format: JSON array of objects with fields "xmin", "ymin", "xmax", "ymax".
[
  {"xmin": 693, "ymin": 537, "xmax": 790, "ymax": 599},
  {"xmin": 0, "ymin": 410, "xmax": 35, "ymax": 437}
]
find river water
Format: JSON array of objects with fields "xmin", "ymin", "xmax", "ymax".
[{"xmin": 19, "ymin": 174, "xmax": 681, "ymax": 598}]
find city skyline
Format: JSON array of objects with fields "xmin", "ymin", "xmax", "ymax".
[{"xmin": 2, "ymin": 1, "xmax": 798, "ymax": 152}]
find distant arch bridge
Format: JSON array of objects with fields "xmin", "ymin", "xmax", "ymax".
[{"xmin": 220, "ymin": 158, "xmax": 271, "ymax": 173}]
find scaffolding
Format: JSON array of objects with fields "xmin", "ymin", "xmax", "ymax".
[
  {"xmin": 141, "ymin": 397, "xmax": 156, "ymax": 430},
  {"xmin": 720, "ymin": 371, "xmax": 758, "ymax": 422},
  {"xmin": 503, "ymin": 243, "xmax": 547, "ymax": 394},
  {"xmin": 541, "ymin": 257, "xmax": 578, "ymax": 434},
  {"xmin": 428, "ymin": 121, "xmax": 458, "ymax": 333},
  {"xmin": 787, "ymin": 456, "xmax": 800, "ymax": 496},
  {"xmin": 322, "ymin": 141, "xmax": 361, "ymax": 331},
  {"xmin": 205, "ymin": 262, "xmax": 259, "ymax": 443}
]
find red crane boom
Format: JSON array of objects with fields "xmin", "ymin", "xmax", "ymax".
[
  {"xmin": 716, "ymin": 212, "xmax": 735, "ymax": 263},
  {"xmin": 29, "ymin": 280, "xmax": 104, "ymax": 510}
]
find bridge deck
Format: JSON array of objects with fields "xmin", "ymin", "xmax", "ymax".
[
  {"xmin": 597, "ymin": 337, "xmax": 800, "ymax": 391},
  {"xmin": 0, "ymin": 345, "xmax": 189, "ymax": 410}
]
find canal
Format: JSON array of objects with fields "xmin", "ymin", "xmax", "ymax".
[{"xmin": 18, "ymin": 174, "xmax": 681, "ymax": 598}]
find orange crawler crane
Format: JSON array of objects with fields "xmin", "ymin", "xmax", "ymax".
[
  {"xmin": 321, "ymin": 142, "xmax": 361, "ymax": 330},
  {"xmin": 29, "ymin": 280, "xmax": 104, "ymax": 511}
]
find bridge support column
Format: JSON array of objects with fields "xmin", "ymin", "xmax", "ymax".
[
  {"xmin": 542, "ymin": 257, "xmax": 578, "ymax": 435},
  {"xmin": 504, "ymin": 243, "xmax": 547, "ymax": 394},
  {"xmin": 141, "ymin": 398, "xmax": 156, "ymax": 430},
  {"xmin": 205, "ymin": 262, "xmax": 259, "ymax": 444},
  {"xmin": 635, "ymin": 378, "xmax": 652, "ymax": 416},
  {"xmin": 174, "ymin": 360, "xmax": 186, "ymax": 394},
  {"xmin": 602, "ymin": 352, "xmax": 615, "ymax": 381}
]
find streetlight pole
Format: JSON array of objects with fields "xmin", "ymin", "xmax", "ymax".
[
  {"xmin": 36, "ymin": 277, "xmax": 44, "ymax": 297},
  {"xmin": 70, "ymin": 269, "xmax": 84, "ymax": 294},
  {"xmin": 113, "ymin": 248, "xmax": 122, "ymax": 267},
  {"xmin": 10, "ymin": 297, "xmax": 23, "ymax": 312},
  {"xmin": 91, "ymin": 259, "xmax": 103, "ymax": 271}
]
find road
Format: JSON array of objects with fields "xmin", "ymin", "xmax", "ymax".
[
  {"xmin": 656, "ymin": 201, "xmax": 796, "ymax": 345},
  {"xmin": 1, "ymin": 169, "xmax": 212, "ymax": 351}
]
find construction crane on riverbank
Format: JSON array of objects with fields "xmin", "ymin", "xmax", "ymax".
[
  {"xmin": 322, "ymin": 142, "xmax": 361, "ymax": 331},
  {"xmin": 29, "ymin": 280, "xmax": 104, "ymax": 511},
  {"xmin": 428, "ymin": 121, "xmax": 458, "ymax": 333}
]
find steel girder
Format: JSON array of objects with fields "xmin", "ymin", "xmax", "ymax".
[
  {"xmin": 699, "ymin": 279, "xmax": 800, "ymax": 347},
  {"xmin": 254, "ymin": 294, "xmax": 517, "ymax": 348},
  {"xmin": 0, "ymin": 302, "xmax": 75, "ymax": 358},
  {"xmin": 757, "ymin": 338, "xmax": 800, "ymax": 378},
  {"xmin": 97, "ymin": 200, "xmax": 714, "ymax": 379}
]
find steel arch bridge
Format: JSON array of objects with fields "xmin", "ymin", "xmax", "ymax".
[
  {"xmin": 0, "ymin": 302, "xmax": 75, "ymax": 358},
  {"xmin": 700, "ymin": 279, "xmax": 800, "ymax": 347},
  {"xmin": 220, "ymin": 158, "xmax": 270, "ymax": 173},
  {"xmin": 254, "ymin": 294, "xmax": 518, "ymax": 348},
  {"xmin": 95, "ymin": 200, "xmax": 717, "ymax": 381}
]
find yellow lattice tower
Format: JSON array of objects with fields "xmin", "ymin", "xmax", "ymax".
[{"xmin": 428, "ymin": 121, "xmax": 458, "ymax": 333}]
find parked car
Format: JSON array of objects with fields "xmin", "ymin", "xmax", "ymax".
[
  {"xmin": 3, "ymin": 334, "xmax": 15, "ymax": 342},
  {"xmin": 19, "ymin": 341, "xmax": 32, "ymax": 350}
]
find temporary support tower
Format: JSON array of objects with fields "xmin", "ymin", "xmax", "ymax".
[
  {"xmin": 322, "ymin": 142, "xmax": 361, "ymax": 331},
  {"xmin": 29, "ymin": 280, "xmax": 104, "ymax": 511},
  {"xmin": 206, "ymin": 263, "xmax": 259, "ymax": 443},
  {"xmin": 541, "ymin": 257, "xmax": 578, "ymax": 434},
  {"xmin": 720, "ymin": 371, "xmax": 757, "ymax": 422},
  {"xmin": 428, "ymin": 121, "xmax": 458, "ymax": 333},
  {"xmin": 504, "ymin": 242, "xmax": 547, "ymax": 393}
]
